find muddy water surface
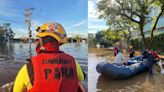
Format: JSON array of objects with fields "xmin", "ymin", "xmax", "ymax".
[
  {"xmin": 89, "ymin": 48, "xmax": 164, "ymax": 92},
  {"xmin": 0, "ymin": 42, "xmax": 88, "ymax": 91}
]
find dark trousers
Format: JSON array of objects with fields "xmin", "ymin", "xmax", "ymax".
[
  {"xmin": 148, "ymin": 62, "xmax": 153, "ymax": 75},
  {"xmin": 130, "ymin": 53, "xmax": 134, "ymax": 58},
  {"xmin": 148, "ymin": 59, "xmax": 154, "ymax": 75}
]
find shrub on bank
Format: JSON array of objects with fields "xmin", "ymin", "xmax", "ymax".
[{"xmin": 131, "ymin": 33, "xmax": 164, "ymax": 53}]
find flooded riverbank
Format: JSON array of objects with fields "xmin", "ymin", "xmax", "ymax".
[
  {"xmin": 89, "ymin": 48, "xmax": 164, "ymax": 92},
  {"xmin": 0, "ymin": 42, "xmax": 88, "ymax": 90}
]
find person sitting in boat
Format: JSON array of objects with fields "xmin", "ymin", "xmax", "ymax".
[
  {"xmin": 113, "ymin": 50, "xmax": 128, "ymax": 65},
  {"xmin": 13, "ymin": 22, "xmax": 86, "ymax": 92},
  {"xmin": 113, "ymin": 42, "xmax": 120, "ymax": 56},
  {"xmin": 141, "ymin": 50, "xmax": 155, "ymax": 75},
  {"xmin": 128, "ymin": 45, "xmax": 135, "ymax": 58}
]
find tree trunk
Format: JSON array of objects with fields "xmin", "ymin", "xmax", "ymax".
[
  {"xmin": 126, "ymin": 36, "xmax": 130, "ymax": 51},
  {"xmin": 149, "ymin": 7, "xmax": 164, "ymax": 47},
  {"xmin": 139, "ymin": 23, "xmax": 146, "ymax": 49}
]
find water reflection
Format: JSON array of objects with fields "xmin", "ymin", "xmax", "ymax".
[
  {"xmin": 89, "ymin": 48, "xmax": 164, "ymax": 92},
  {"xmin": 0, "ymin": 42, "xmax": 88, "ymax": 89}
]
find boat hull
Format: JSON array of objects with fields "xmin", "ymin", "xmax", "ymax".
[{"xmin": 96, "ymin": 59, "xmax": 150, "ymax": 80}]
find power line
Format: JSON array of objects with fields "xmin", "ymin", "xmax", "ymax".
[
  {"xmin": 1, "ymin": 0, "xmax": 35, "ymax": 16},
  {"xmin": 0, "ymin": 0, "xmax": 24, "ymax": 14},
  {"xmin": 0, "ymin": 15, "xmax": 24, "ymax": 24},
  {"xmin": 0, "ymin": 17, "xmax": 24, "ymax": 24}
]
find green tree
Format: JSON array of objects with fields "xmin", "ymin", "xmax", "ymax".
[
  {"xmin": 104, "ymin": 29, "xmax": 122, "ymax": 44},
  {"xmin": 73, "ymin": 34, "xmax": 81, "ymax": 43},
  {"xmin": 0, "ymin": 27, "xmax": 5, "ymax": 41},
  {"xmin": 8, "ymin": 28, "xmax": 15, "ymax": 40},
  {"xmin": 151, "ymin": 0, "xmax": 164, "ymax": 37},
  {"xmin": 88, "ymin": 33, "xmax": 96, "ymax": 47},
  {"xmin": 97, "ymin": 0, "xmax": 163, "ymax": 48},
  {"xmin": 95, "ymin": 31, "xmax": 112, "ymax": 48},
  {"xmin": 95, "ymin": 29, "xmax": 123, "ymax": 47},
  {"xmin": 0, "ymin": 23, "xmax": 15, "ymax": 41},
  {"xmin": 106, "ymin": 15, "xmax": 137, "ymax": 49}
]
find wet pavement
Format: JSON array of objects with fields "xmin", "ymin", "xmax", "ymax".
[{"xmin": 88, "ymin": 48, "xmax": 164, "ymax": 92}]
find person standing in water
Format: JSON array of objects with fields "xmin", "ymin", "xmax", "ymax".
[
  {"xmin": 128, "ymin": 45, "xmax": 135, "ymax": 58},
  {"xmin": 142, "ymin": 50, "xmax": 155, "ymax": 76},
  {"xmin": 149, "ymin": 50, "xmax": 159, "ymax": 62},
  {"xmin": 13, "ymin": 22, "xmax": 86, "ymax": 92}
]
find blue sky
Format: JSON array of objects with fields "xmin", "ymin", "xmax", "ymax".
[
  {"xmin": 88, "ymin": 0, "xmax": 164, "ymax": 33},
  {"xmin": 0, "ymin": 0, "xmax": 88, "ymax": 38},
  {"xmin": 88, "ymin": 0, "xmax": 108, "ymax": 34}
]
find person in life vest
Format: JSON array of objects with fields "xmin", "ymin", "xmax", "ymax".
[
  {"xmin": 149, "ymin": 50, "xmax": 159, "ymax": 62},
  {"xmin": 114, "ymin": 50, "xmax": 128, "ymax": 65},
  {"xmin": 142, "ymin": 50, "xmax": 155, "ymax": 75},
  {"xmin": 128, "ymin": 45, "xmax": 135, "ymax": 58},
  {"xmin": 113, "ymin": 42, "xmax": 120, "ymax": 56},
  {"xmin": 13, "ymin": 22, "xmax": 86, "ymax": 92}
]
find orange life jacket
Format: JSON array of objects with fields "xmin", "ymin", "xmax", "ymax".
[{"xmin": 27, "ymin": 52, "xmax": 79, "ymax": 92}]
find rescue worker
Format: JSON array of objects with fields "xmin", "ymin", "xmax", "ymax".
[
  {"xmin": 13, "ymin": 22, "xmax": 85, "ymax": 92},
  {"xmin": 142, "ymin": 50, "xmax": 155, "ymax": 75},
  {"xmin": 128, "ymin": 45, "xmax": 135, "ymax": 58},
  {"xmin": 149, "ymin": 50, "xmax": 159, "ymax": 62}
]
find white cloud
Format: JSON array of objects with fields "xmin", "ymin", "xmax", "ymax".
[
  {"xmin": 31, "ymin": 20, "xmax": 45, "ymax": 36},
  {"xmin": 13, "ymin": 27, "xmax": 37, "ymax": 38},
  {"xmin": 31, "ymin": 20, "xmax": 42, "ymax": 31},
  {"xmin": 13, "ymin": 28, "xmax": 28, "ymax": 38},
  {"xmin": 88, "ymin": 0, "xmax": 99, "ymax": 19},
  {"xmin": 89, "ymin": 24, "xmax": 108, "ymax": 29},
  {"xmin": 88, "ymin": 21, "xmax": 108, "ymax": 33},
  {"xmin": 64, "ymin": 19, "xmax": 88, "ymax": 37},
  {"xmin": 31, "ymin": 20, "xmax": 42, "ymax": 27},
  {"xmin": 88, "ymin": 0, "xmax": 103, "ymax": 19},
  {"xmin": 0, "ymin": 0, "xmax": 21, "ymax": 17},
  {"xmin": 75, "ymin": 0, "xmax": 86, "ymax": 13},
  {"xmin": 70, "ymin": 20, "xmax": 87, "ymax": 28},
  {"xmin": 88, "ymin": 0, "xmax": 108, "ymax": 33}
]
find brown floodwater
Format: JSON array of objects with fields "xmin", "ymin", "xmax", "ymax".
[
  {"xmin": 0, "ymin": 42, "xmax": 88, "ymax": 91},
  {"xmin": 88, "ymin": 48, "xmax": 164, "ymax": 92}
]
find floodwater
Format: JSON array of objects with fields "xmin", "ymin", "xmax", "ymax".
[
  {"xmin": 89, "ymin": 48, "xmax": 164, "ymax": 92},
  {"xmin": 0, "ymin": 42, "xmax": 88, "ymax": 91}
]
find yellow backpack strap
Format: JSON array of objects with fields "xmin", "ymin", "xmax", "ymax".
[{"xmin": 27, "ymin": 62, "xmax": 34, "ymax": 85}]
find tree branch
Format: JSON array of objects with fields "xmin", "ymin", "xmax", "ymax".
[
  {"xmin": 120, "ymin": 13, "xmax": 140, "ymax": 24},
  {"xmin": 151, "ymin": 7, "xmax": 164, "ymax": 37}
]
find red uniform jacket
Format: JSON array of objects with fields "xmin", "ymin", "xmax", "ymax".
[{"xmin": 27, "ymin": 52, "xmax": 79, "ymax": 92}]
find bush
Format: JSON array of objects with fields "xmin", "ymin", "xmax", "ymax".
[
  {"xmin": 88, "ymin": 33, "xmax": 97, "ymax": 47},
  {"xmin": 95, "ymin": 31, "xmax": 112, "ymax": 48},
  {"xmin": 131, "ymin": 33, "xmax": 164, "ymax": 53}
]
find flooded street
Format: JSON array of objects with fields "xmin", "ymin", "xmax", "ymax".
[
  {"xmin": 89, "ymin": 48, "xmax": 164, "ymax": 92},
  {"xmin": 0, "ymin": 42, "xmax": 88, "ymax": 89}
]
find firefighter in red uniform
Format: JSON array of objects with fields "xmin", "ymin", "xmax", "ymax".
[
  {"xmin": 13, "ymin": 22, "xmax": 85, "ymax": 92},
  {"xmin": 150, "ymin": 50, "xmax": 159, "ymax": 62}
]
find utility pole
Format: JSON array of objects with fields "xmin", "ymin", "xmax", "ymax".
[{"xmin": 25, "ymin": 8, "xmax": 34, "ymax": 59}]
